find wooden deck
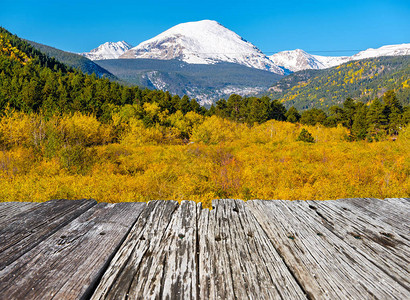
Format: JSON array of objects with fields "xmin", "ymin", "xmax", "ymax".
[{"xmin": 0, "ymin": 198, "xmax": 408, "ymax": 299}]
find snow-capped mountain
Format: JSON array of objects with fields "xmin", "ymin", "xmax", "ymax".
[
  {"xmin": 120, "ymin": 20, "xmax": 284, "ymax": 75},
  {"xmin": 351, "ymin": 43, "xmax": 410, "ymax": 60},
  {"xmin": 269, "ymin": 49, "xmax": 349, "ymax": 72},
  {"xmin": 269, "ymin": 43, "xmax": 410, "ymax": 72},
  {"xmin": 80, "ymin": 41, "xmax": 132, "ymax": 60}
]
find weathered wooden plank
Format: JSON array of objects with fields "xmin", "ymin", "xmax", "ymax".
[
  {"xmin": 247, "ymin": 200, "xmax": 409, "ymax": 299},
  {"xmin": 0, "ymin": 202, "xmax": 39, "ymax": 225},
  {"xmin": 198, "ymin": 199, "xmax": 307, "ymax": 300},
  {"xmin": 334, "ymin": 198, "xmax": 410, "ymax": 235},
  {"xmin": 0, "ymin": 199, "xmax": 96, "ymax": 269},
  {"xmin": 125, "ymin": 200, "xmax": 198, "ymax": 299},
  {"xmin": 0, "ymin": 202, "xmax": 145, "ymax": 300},
  {"xmin": 305, "ymin": 199, "xmax": 410, "ymax": 286},
  {"xmin": 90, "ymin": 200, "xmax": 180, "ymax": 300}
]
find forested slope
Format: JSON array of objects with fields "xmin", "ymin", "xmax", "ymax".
[{"xmin": 269, "ymin": 56, "xmax": 410, "ymax": 110}]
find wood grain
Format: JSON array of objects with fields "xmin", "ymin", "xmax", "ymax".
[
  {"xmin": 0, "ymin": 202, "xmax": 39, "ymax": 225},
  {"xmin": 0, "ymin": 202, "xmax": 145, "ymax": 300},
  {"xmin": 0, "ymin": 199, "xmax": 96, "ymax": 269},
  {"xmin": 247, "ymin": 200, "xmax": 409, "ymax": 299},
  {"xmin": 198, "ymin": 199, "xmax": 307, "ymax": 300}
]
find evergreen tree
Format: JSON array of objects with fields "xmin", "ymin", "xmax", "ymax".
[
  {"xmin": 296, "ymin": 129, "xmax": 315, "ymax": 143},
  {"xmin": 351, "ymin": 104, "xmax": 368, "ymax": 140},
  {"xmin": 285, "ymin": 106, "xmax": 301, "ymax": 123},
  {"xmin": 342, "ymin": 98, "xmax": 357, "ymax": 130},
  {"xmin": 300, "ymin": 108, "xmax": 327, "ymax": 126},
  {"xmin": 215, "ymin": 99, "xmax": 229, "ymax": 118},
  {"xmin": 227, "ymin": 94, "xmax": 243, "ymax": 122},
  {"xmin": 178, "ymin": 95, "xmax": 191, "ymax": 114},
  {"xmin": 247, "ymin": 97, "xmax": 268, "ymax": 124},
  {"xmin": 382, "ymin": 90, "xmax": 403, "ymax": 135},
  {"xmin": 269, "ymin": 99, "xmax": 287, "ymax": 121},
  {"xmin": 367, "ymin": 98, "xmax": 387, "ymax": 138}
]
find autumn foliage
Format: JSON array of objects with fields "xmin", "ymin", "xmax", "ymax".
[{"xmin": 0, "ymin": 110, "xmax": 408, "ymax": 209}]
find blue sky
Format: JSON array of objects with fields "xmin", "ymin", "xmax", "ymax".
[{"xmin": 1, "ymin": 0, "xmax": 409, "ymax": 56}]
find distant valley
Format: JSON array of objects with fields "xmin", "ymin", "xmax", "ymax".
[{"xmin": 25, "ymin": 20, "xmax": 409, "ymax": 107}]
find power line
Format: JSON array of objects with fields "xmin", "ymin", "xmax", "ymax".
[
  {"xmin": 264, "ymin": 50, "xmax": 362, "ymax": 54},
  {"xmin": 179, "ymin": 49, "xmax": 364, "ymax": 55}
]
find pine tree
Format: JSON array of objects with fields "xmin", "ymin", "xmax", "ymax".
[
  {"xmin": 296, "ymin": 129, "xmax": 315, "ymax": 143},
  {"xmin": 269, "ymin": 99, "xmax": 287, "ymax": 121},
  {"xmin": 367, "ymin": 98, "xmax": 387, "ymax": 139},
  {"xmin": 285, "ymin": 106, "xmax": 301, "ymax": 123},
  {"xmin": 247, "ymin": 97, "xmax": 268, "ymax": 124},
  {"xmin": 351, "ymin": 104, "xmax": 368, "ymax": 140},
  {"xmin": 227, "ymin": 94, "xmax": 243, "ymax": 122}
]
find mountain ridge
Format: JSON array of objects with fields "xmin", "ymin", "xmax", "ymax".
[
  {"xmin": 80, "ymin": 41, "xmax": 132, "ymax": 60},
  {"xmin": 269, "ymin": 44, "xmax": 410, "ymax": 72},
  {"xmin": 119, "ymin": 20, "xmax": 284, "ymax": 74},
  {"xmin": 26, "ymin": 40, "xmax": 116, "ymax": 79}
]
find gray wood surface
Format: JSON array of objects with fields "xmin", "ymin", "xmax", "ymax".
[
  {"xmin": 91, "ymin": 200, "xmax": 180, "ymax": 300},
  {"xmin": 0, "ymin": 198, "xmax": 408, "ymax": 299},
  {"xmin": 306, "ymin": 199, "xmax": 410, "ymax": 287},
  {"xmin": 198, "ymin": 199, "xmax": 307, "ymax": 300},
  {"xmin": 0, "ymin": 199, "xmax": 96, "ymax": 269},
  {"xmin": 334, "ymin": 198, "xmax": 410, "ymax": 236},
  {"xmin": 0, "ymin": 202, "xmax": 145, "ymax": 300},
  {"xmin": 247, "ymin": 199, "xmax": 410, "ymax": 299},
  {"xmin": 0, "ymin": 202, "xmax": 39, "ymax": 225}
]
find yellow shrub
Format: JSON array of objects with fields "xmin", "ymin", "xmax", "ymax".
[
  {"xmin": 0, "ymin": 111, "xmax": 42, "ymax": 148},
  {"xmin": 58, "ymin": 112, "xmax": 112, "ymax": 146}
]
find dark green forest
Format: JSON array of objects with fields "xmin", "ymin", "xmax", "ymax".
[{"xmin": 26, "ymin": 40, "xmax": 115, "ymax": 79}]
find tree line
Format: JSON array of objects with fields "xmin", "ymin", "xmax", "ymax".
[
  {"xmin": 1, "ymin": 26, "xmax": 409, "ymax": 143},
  {"xmin": 210, "ymin": 92, "xmax": 409, "ymax": 141}
]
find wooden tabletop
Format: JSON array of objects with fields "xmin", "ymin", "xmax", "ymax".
[{"xmin": 0, "ymin": 198, "xmax": 408, "ymax": 299}]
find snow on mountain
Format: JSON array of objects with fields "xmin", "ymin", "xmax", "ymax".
[
  {"xmin": 80, "ymin": 41, "xmax": 132, "ymax": 60},
  {"xmin": 269, "ymin": 43, "xmax": 410, "ymax": 72},
  {"xmin": 312, "ymin": 54, "xmax": 351, "ymax": 69},
  {"xmin": 269, "ymin": 49, "xmax": 349, "ymax": 72},
  {"xmin": 351, "ymin": 43, "xmax": 410, "ymax": 60},
  {"xmin": 120, "ymin": 20, "xmax": 284, "ymax": 75},
  {"xmin": 270, "ymin": 49, "xmax": 322, "ymax": 72}
]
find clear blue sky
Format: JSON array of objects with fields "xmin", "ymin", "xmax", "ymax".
[{"xmin": 1, "ymin": 0, "xmax": 409, "ymax": 56}]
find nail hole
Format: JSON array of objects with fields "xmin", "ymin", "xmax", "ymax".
[
  {"xmin": 233, "ymin": 207, "xmax": 239, "ymax": 213},
  {"xmin": 60, "ymin": 235, "xmax": 66, "ymax": 239},
  {"xmin": 287, "ymin": 235, "xmax": 295, "ymax": 240},
  {"xmin": 380, "ymin": 232, "xmax": 394, "ymax": 238},
  {"xmin": 99, "ymin": 232, "xmax": 106, "ymax": 236},
  {"xmin": 140, "ymin": 236, "xmax": 146, "ymax": 241},
  {"xmin": 308, "ymin": 205, "xmax": 317, "ymax": 210},
  {"xmin": 178, "ymin": 233, "xmax": 185, "ymax": 239},
  {"xmin": 317, "ymin": 232, "xmax": 323, "ymax": 237},
  {"xmin": 215, "ymin": 236, "xmax": 222, "ymax": 242}
]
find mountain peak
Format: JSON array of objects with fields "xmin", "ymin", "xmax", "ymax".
[
  {"xmin": 120, "ymin": 20, "xmax": 284, "ymax": 74},
  {"xmin": 269, "ymin": 43, "xmax": 410, "ymax": 72},
  {"xmin": 80, "ymin": 41, "xmax": 133, "ymax": 60}
]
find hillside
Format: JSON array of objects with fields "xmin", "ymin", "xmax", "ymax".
[
  {"xmin": 26, "ymin": 40, "xmax": 116, "ymax": 79},
  {"xmin": 0, "ymin": 27, "xmax": 206, "ymax": 119},
  {"xmin": 268, "ymin": 55, "xmax": 410, "ymax": 110},
  {"xmin": 95, "ymin": 59, "xmax": 283, "ymax": 105}
]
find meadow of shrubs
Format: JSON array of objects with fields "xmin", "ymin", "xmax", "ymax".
[{"xmin": 0, "ymin": 109, "xmax": 408, "ymax": 208}]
